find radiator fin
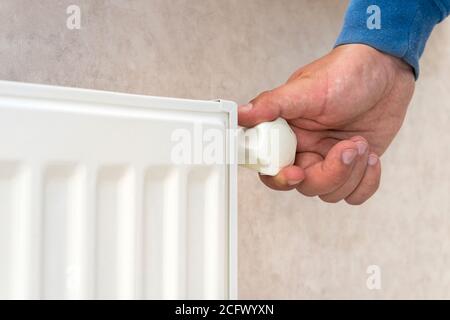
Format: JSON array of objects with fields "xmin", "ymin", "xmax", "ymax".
[
  {"xmin": 42, "ymin": 164, "xmax": 85, "ymax": 299},
  {"xmin": 96, "ymin": 166, "xmax": 136, "ymax": 299},
  {"xmin": 0, "ymin": 163, "xmax": 28, "ymax": 299}
]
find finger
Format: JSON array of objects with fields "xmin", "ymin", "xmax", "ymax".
[
  {"xmin": 345, "ymin": 153, "xmax": 381, "ymax": 205},
  {"xmin": 319, "ymin": 137, "xmax": 369, "ymax": 203},
  {"xmin": 259, "ymin": 165, "xmax": 305, "ymax": 191},
  {"xmin": 238, "ymin": 79, "xmax": 324, "ymax": 127},
  {"xmin": 296, "ymin": 140, "xmax": 359, "ymax": 197},
  {"xmin": 291, "ymin": 126, "xmax": 340, "ymax": 155},
  {"xmin": 295, "ymin": 151, "xmax": 323, "ymax": 169}
]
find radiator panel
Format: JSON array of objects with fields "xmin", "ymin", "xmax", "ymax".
[{"xmin": 0, "ymin": 81, "xmax": 237, "ymax": 300}]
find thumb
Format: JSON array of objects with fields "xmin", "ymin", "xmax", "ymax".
[{"xmin": 238, "ymin": 79, "xmax": 319, "ymax": 127}]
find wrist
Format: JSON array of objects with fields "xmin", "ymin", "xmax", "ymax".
[
  {"xmin": 333, "ymin": 44, "xmax": 414, "ymax": 78},
  {"xmin": 335, "ymin": 0, "xmax": 443, "ymax": 79}
]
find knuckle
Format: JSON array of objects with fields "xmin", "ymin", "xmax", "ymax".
[
  {"xmin": 345, "ymin": 196, "xmax": 367, "ymax": 206},
  {"xmin": 322, "ymin": 161, "xmax": 351, "ymax": 187},
  {"xmin": 253, "ymin": 90, "xmax": 273, "ymax": 104},
  {"xmin": 319, "ymin": 194, "xmax": 342, "ymax": 203},
  {"xmin": 345, "ymin": 178, "xmax": 381, "ymax": 205},
  {"xmin": 296, "ymin": 186, "xmax": 316, "ymax": 198},
  {"xmin": 329, "ymin": 169, "xmax": 351, "ymax": 187},
  {"xmin": 366, "ymin": 175, "xmax": 381, "ymax": 191}
]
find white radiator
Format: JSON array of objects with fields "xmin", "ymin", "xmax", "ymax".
[{"xmin": 0, "ymin": 81, "xmax": 237, "ymax": 300}]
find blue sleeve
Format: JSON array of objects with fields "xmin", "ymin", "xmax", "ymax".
[{"xmin": 335, "ymin": 0, "xmax": 450, "ymax": 79}]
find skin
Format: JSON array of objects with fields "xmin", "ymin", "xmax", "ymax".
[{"xmin": 238, "ymin": 44, "xmax": 415, "ymax": 205}]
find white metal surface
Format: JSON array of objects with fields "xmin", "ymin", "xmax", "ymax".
[{"xmin": 0, "ymin": 81, "xmax": 237, "ymax": 300}]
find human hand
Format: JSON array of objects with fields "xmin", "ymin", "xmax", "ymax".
[{"xmin": 238, "ymin": 44, "xmax": 415, "ymax": 204}]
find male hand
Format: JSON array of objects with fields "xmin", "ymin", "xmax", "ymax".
[{"xmin": 238, "ymin": 44, "xmax": 415, "ymax": 204}]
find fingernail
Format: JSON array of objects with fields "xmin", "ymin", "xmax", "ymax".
[
  {"xmin": 368, "ymin": 154, "xmax": 378, "ymax": 166},
  {"xmin": 356, "ymin": 141, "xmax": 368, "ymax": 155},
  {"xmin": 239, "ymin": 103, "xmax": 253, "ymax": 112},
  {"xmin": 287, "ymin": 179, "xmax": 302, "ymax": 186},
  {"xmin": 342, "ymin": 149, "xmax": 357, "ymax": 165}
]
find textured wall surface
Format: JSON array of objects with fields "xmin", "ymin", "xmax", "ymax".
[{"xmin": 1, "ymin": 0, "xmax": 450, "ymax": 299}]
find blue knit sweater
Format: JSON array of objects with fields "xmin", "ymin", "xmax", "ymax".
[{"xmin": 336, "ymin": 0, "xmax": 450, "ymax": 78}]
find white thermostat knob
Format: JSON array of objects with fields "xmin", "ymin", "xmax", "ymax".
[{"xmin": 238, "ymin": 118, "xmax": 297, "ymax": 176}]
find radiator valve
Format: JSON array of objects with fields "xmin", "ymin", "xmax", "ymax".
[{"xmin": 238, "ymin": 118, "xmax": 297, "ymax": 176}]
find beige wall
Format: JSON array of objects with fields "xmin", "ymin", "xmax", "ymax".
[{"xmin": 1, "ymin": 0, "xmax": 450, "ymax": 299}]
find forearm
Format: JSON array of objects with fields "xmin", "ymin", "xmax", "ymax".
[{"xmin": 335, "ymin": 0, "xmax": 450, "ymax": 78}]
